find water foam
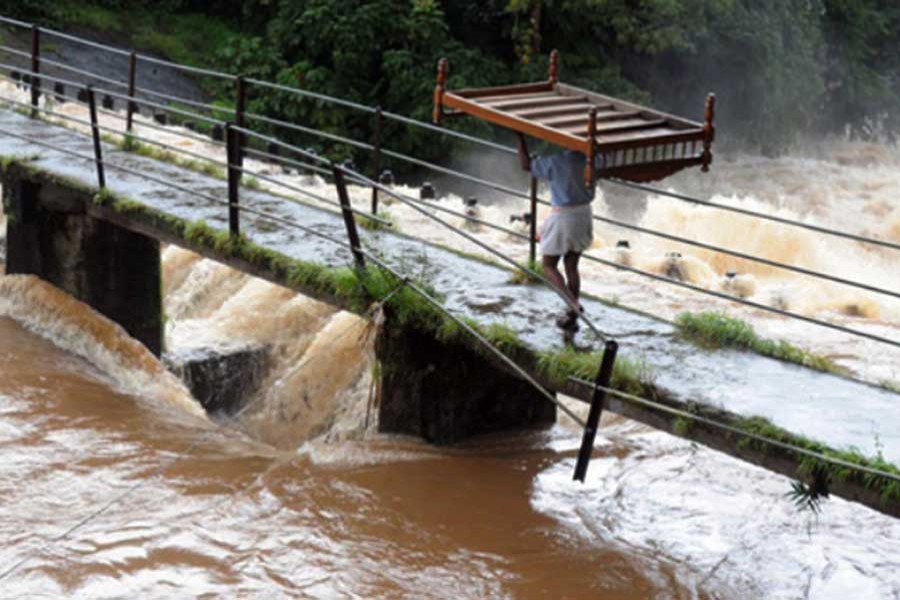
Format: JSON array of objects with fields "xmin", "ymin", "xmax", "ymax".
[
  {"xmin": 0, "ymin": 274, "xmax": 205, "ymax": 417},
  {"xmin": 162, "ymin": 247, "xmax": 376, "ymax": 449},
  {"xmin": 533, "ymin": 426, "xmax": 900, "ymax": 599}
]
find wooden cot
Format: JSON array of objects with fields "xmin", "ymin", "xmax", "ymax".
[{"xmin": 433, "ymin": 51, "xmax": 716, "ymax": 186}]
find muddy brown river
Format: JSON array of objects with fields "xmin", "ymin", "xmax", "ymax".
[{"xmin": 0, "ymin": 315, "xmax": 695, "ymax": 598}]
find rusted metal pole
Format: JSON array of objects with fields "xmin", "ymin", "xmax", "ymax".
[
  {"xmin": 126, "ymin": 52, "xmax": 137, "ymax": 132},
  {"xmin": 86, "ymin": 87, "xmax": 105, "ymax": 189},
  {"xmin": 573, "ymin": 340, "xmax": 619, "ymax": 482},
  {"xmin": 30, "ymin": 25, "xmax": 40, "ymax": 116},
  {"xmin": 333, "ymin": 166, "xmax": 366, "ymax": 269},
  {"xmin": 226, "ymin": 124, "xmax": 240, "ymax": 237},
  {"xmin": 371, "ymin": 106, "xmax": 382, "ymax": 215},
  {"xmin": 529, "ymin": 176, "xmax": 538, "ymax": 265}
]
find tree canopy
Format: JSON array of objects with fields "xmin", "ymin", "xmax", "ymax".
[{"xmin": 5, "ymin": 0, "xmax": 899, "ymax": 159}]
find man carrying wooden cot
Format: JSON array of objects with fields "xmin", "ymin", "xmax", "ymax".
[
  {"xmin": 516, "ymin": 136, "xmax": 597, "ymax": 331},
  {"xmin": 433, "ymin": 49, "xmax": 715, "ymax": 333}
]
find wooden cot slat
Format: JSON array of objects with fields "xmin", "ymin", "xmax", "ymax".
[
  {"xmin": 514, "ymin": 102, "xmax": 596, "ymax": 120},
  {"xmin": 473, "ymin": 91, "xmax": 559, "ymax": 104},
  {"xmin": 537, "ymin": 114, "xmax": 592, "ymax": 128},
  {"xmin": 562, "ymin": 118, "xmax": 669, "ymax": 137},
  {"xmin": 594, "ymin": 110, "xmax": 642, "ymax": 123},
  {"xmin": 483, "ymin": 94, "xmax": 590, "ymax": 111},
  {"xmin": 453, "ymin": 81, "xmax": 554, "ymax": 99}
]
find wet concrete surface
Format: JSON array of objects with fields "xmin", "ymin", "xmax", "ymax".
[{"xmin": 1, "ymin": 109, "xmax": 898, "ymax": 464}]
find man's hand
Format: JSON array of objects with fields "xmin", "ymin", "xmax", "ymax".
[{"xmin": 516, "ymin": 133, "xmax": 531, "ymax": 172}]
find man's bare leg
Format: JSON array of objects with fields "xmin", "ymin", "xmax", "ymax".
[
  {"xmin": 543, "ymin": 254, "xmax": 568, "ymax": 301},
  {"xmin": 543, "ymin": 254, "xmax": 579, "ymax": 329},
  {"xmin": 563, "ymin": 252, "xmax": 582, "ymax": 312}
]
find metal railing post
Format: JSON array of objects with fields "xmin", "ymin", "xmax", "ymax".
[
  {"xmin": 573, "ymin": 340, "xmax": 619, "ymax": 482},
  {"xmin": 30, "ymin": 25, "xmax": 40, "ymax": 116},
  {"xmin": 529, "ymin": 176, "xmax": 538, "ymax": 265},
  {"xmin": 126, "ymin": 52, "xmax": 137, "ymax": 132},
  {"xmin": 234, "ymin": 75, "xmax": 247, "ymax": 184},
  {"xmin": 371, "ymin": 105, "xmax": 382, "ymax": 215},
  {"xmin": 86, "ymin": 86, "xmax": 105, "ymax": 189},
  {"xmin": 226, "ymin": 124, "xmax": 240, "ymax": 237},
  {"xmin": 332, "ymin": 166, "xmax": 366, "ymax": 269}
]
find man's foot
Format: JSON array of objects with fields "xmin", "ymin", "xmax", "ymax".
[{"xmin": 555, "ymin": 310, "xmax": 580, "ymax": 331}]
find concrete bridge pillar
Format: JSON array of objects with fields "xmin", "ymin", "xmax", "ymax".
[
  {"xmin": 376, "ymin": 311, "xmax": 556, "ymax": 444},
  {"xmin": 3, "ymin": 167, "xmax": 163, "ymax": 356}
]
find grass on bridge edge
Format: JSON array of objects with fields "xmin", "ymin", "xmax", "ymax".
[{"xmin": 675, "ymin": 311, "xmax": 846, "ymax": 375}]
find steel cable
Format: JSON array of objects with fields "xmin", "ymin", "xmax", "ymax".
[
  {"xmin": 578, "ymin": 252, "xmax": 900, "ymax": 349},
  {"xmin": 570, "ymin": 376, "xmax": 900, "ymax": 484},
  {"xmin": 607, "ymin": 178, "xmax": 900, "ymax": 253},
  {"xmin": 0, "ymin": 63, "xmax": 225, "ymax": 127},
  {"xmin": 4, "ymin": 88, "xmax": 899, "ymax": 349},
  {"xmin": 346, "ymin": 169, "xmax": 610, "ymax": 341}
]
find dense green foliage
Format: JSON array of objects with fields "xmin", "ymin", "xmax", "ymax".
[{"xmin": 3, "ymin": 0, "xmax": 898, "ymax": 158}]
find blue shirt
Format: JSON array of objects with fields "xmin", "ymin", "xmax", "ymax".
[{"xmin": 531, "ymin": 150, "xmax": 596, "ymax": 207}]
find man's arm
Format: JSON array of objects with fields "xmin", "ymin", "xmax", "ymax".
[{"xmin": 516, "ymin": 133, "xmax": 531, "ymax": 172}]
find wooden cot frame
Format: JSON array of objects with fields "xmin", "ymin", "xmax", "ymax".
[{"xmin": 433, "ymin": 50, "xmax": 716, "ymax": 185}]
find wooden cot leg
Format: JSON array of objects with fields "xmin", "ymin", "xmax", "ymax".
[
  {"xmin": 433, "ymin": 58, "xmax": 448, "ymax": 125},
  {"xmin": 548, "ymin": 49, "xmax": 559, "ymax": 87},
  {"xmin": 702, "ymin": 93, "xmax": 716, "ymax": 172},
  {"xmin": 584, "ymin": 107, "xmax": 597, "ymax": 187}
]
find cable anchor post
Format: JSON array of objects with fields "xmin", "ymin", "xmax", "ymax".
[
  {"xmin": 573, "ymin": 340, "xmax": 619, "ymax": 482},
  {"xmin": 234, "ymin": 75, "xmax": 247, "ymax": 183},
  {"xmin": 333, "ymin": 165, "xmax": 366, "ymax": 270}
]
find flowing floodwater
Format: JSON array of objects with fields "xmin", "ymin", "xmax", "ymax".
[
  {"xmin": 1, "ymin": 254, "xmax": 899, "ymax": 597},
  {"xmin": 0, "ymin": 276, "xmax": 690, "ymax": 598},
  {"xmin": 2, "ymin": 82, "xmax": 900, "ymax": 597}
]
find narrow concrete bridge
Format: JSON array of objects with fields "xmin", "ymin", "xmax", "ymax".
[{"xmin": 2, "ymin": 102, "xmax": 899, "ymax": 516}]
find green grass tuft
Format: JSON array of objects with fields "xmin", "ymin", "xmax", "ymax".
[
  {"xmin": 535, "ymin": 345, "xmax": 653, "ymax": 398},
  {"xmin": 358, "ymin": 210, "xmax": 395, "ymax": 232},
  {"xmin": 676, "ymin": 312, "xmax": 844, "ymax": 375}
]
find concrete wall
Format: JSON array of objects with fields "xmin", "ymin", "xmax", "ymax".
[
  {"xmin": 3, "ymin": 167, "xmax": 164, "ymax": 356},
  {"xmin": 376, "ymin": 309, "xmax": 556, "ymax": 444}
]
